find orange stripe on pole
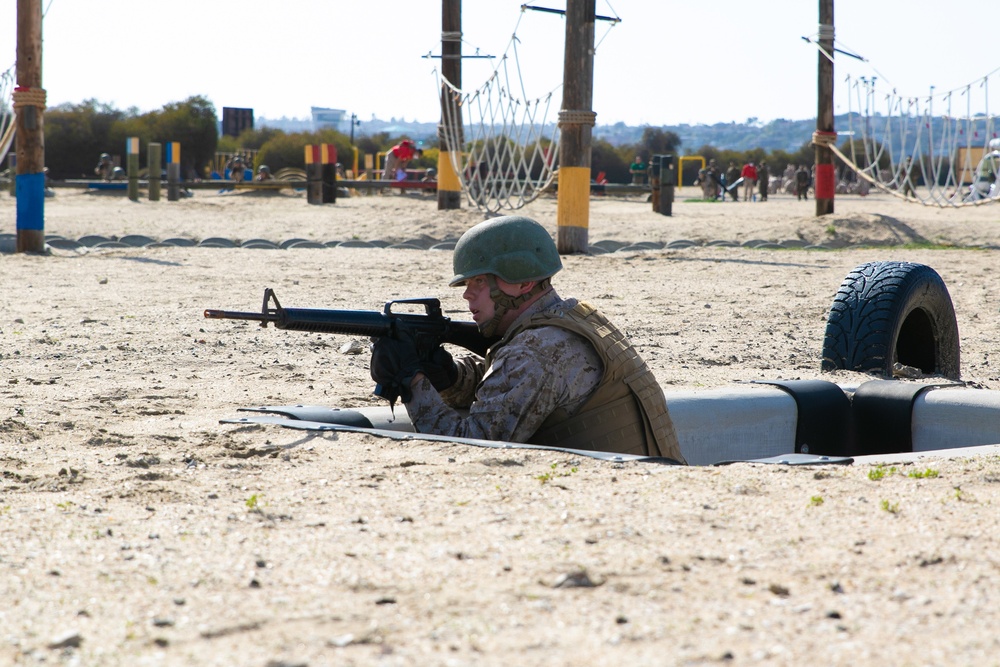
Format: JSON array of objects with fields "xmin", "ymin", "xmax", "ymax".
[{"xmin": 321, "ymin": 144, "xmax": 337, "ymax": 165}]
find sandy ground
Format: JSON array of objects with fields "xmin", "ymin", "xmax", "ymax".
[{"xmin": 2, "ymin": 187, "xmax": 1000, "ymax": 666}]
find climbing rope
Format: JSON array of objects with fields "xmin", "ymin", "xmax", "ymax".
[
  {"xmin": 0, "ymin": 66, "xmax": 16, "ymax": 166},
  {"xmin": 829, "ymin": 65, "xmax": 1000, "ymax": 207},
  {"xmin": 12, "ymin": 86, "xmax": 46, "ymax": 110},
  {"xmin": 435, "ymin": 8, "xmax": 564, "ymax": 214}
]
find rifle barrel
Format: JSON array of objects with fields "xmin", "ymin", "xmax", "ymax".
[{"xmin": 203, "ymin": 309, "xmax": 274, "ymax": 322}]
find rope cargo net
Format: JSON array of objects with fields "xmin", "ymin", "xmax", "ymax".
[
  {"xmin": 0, "ymin": 65, "xmax": 16, "ymax": 166},
  {"xmin": 806, "ymin": 22, "xmax": 1000, "ymax": 208},
  {"xmin": 813, "ymin": 41, "xmax": 1000, "ymax": 208},
  {"xmin": 436, "ymin": 11, "xmax": 561, "ymax": 214},
  {"xmin": 835, "ymin": 70, "xmax": 1000, "ymax": 207}
]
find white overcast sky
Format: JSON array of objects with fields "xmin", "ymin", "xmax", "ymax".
[{"xmin": 2, "ymin": 1, "xmax": 997, "ymax": 126}]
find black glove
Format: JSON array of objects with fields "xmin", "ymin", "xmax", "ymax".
[
  {"xmin": 370, "ymin": 338, "xmax": 459, "ymax": 406},
  {"xmin": 370, "ymin": 336, "xmax": 422, "ymax": 406},
  {"xmin": 422, "ymin": 345, "xmax": 458, "ymax": 392}
]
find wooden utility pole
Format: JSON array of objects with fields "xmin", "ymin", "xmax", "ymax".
[
  {"xmin": 556, "ymin": 0, "xmax": 596, "ymax": 254},
  {"xmin": 815, "ymin": 0, "xmax": 835, "ymax": 216},
  {"xmin": 15, "ymin": 0, "xmax": 45, "ymax": 253},
  {"xmin": 437, "ymin": 0, "xmax": 463, "ymax": 210}
]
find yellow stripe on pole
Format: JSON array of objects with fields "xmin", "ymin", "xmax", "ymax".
[
  {"xmin": 556, "ymin": 166, "xmax": 590, "ymax": 230},
  {"xmin": 437, "ymin": 151, "xmax": 461, "ymax": 191},
  {"xmin": 127, "ymin": 136, "xmax": 139, "ymax": 155}
]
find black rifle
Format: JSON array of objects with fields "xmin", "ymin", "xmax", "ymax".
[{"xmin": 204, "ymin": 288, "xmax": 494, "ymax": 405}]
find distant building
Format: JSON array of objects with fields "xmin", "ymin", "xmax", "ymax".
[
  {"xmin": 311, "ymin": 107, "xmax": 347, "ymax": 133},
  {"xmin": 222, "ymin": 107, "xmax": 254, "ymax": 137}
]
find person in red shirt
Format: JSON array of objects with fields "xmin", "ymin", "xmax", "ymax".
[
  {"xmin": 383, "ymin": 140, "xmax": 423, "ymax": 181},
  {"xmin": 740, "ymin": 161, "xmax": 758, "ymax": 201}
]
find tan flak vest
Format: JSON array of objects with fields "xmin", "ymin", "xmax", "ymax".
[{"xmin": 487, "ymin": 301, "xmax": 686, "ymax": 463}]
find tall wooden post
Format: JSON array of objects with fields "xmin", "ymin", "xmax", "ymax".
[
  {"xmin": 321, "ymin": 143, "xmax": 337, "ymax": 204},
  {"xmin": 815, "ymin": 0, "xmax": 835, "ymax": 216},
  {"xmin": 305, "ymin": 145, "xmax": 322, "ymax": 205},
  {"xmin": 556, "ymin": 0, "xmax": 596, "ymax": 254},
  {"xmin": 437, "ymin": 0, "xmax": 463, "ymax": 210},
  {"xmin": 147, "ymin": 142, "xmax": 161, "ymax": 201},
  {"xmin": 166, "ymin": 142, "xmax": 181, "ymax": 201},
  {"xmin": 126, "ymin": 137, "xmax": 140, "ymax": 202},
  {"xmin": 14, "ymin": 0, "xmax": 45, "ymax": 253}
]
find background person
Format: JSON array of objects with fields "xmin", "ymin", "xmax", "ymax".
[
  {"xmin": 725, "ymin": 161, "xmax": 740, "ymax": 201},
  {"xmin": 741, "ymin": 161, "xmax": 758, "ymax": 201},
  {"xmin": 757, "ymin": 161, "xmax": 770, "ymax": 201},
  {"xmin": 383, "ymin": 140, "xmax": 423, "ymax": 181},
  {"xmin": 94, "ymin": 153, "xmax": 114, "ymax": 181},
  {"xmin": 795, "ymin": 164, "xmax": 811, "ymax": 200},
  {"xmin": 226, "ymin": 154, "xmax": 248, "ymax": 183},
  {"xmin": 629, "ymin": 155, "xmax": 647, "ymax": 185}
]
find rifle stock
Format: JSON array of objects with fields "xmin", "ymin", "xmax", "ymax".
[{"xmin": 204, "ymin": 288, "xmax": 495, "ymax": 357}]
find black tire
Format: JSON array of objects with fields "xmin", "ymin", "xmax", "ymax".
[{"xmin": 821, "ymin": 261, "xmax": 961, "ymax": 379}]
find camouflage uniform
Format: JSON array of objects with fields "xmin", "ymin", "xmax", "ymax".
[
  {"xmin": 404, "ymin": 289, "xmax": 686, "ymax": 462},
  {"xmin": 406, "ymin": 290, "xmax": 600, "ymax": 440}
]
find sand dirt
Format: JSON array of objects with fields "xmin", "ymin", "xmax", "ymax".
[{"xmin": 2, "ymin": 187, "xmax": 1000, "ymax": 666}]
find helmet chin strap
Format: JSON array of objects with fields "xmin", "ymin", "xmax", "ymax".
[{"xmin": 479, "ymin": 275, "xmax": 550, "ymax": 337}]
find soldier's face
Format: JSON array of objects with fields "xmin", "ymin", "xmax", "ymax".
[
  {"xmin": 462, "ymin": 274, "xmax": 523, "ymax": 328},
  {"xmin": 462, "ymin": 274, "xmax": 496, "ymax": 325}
]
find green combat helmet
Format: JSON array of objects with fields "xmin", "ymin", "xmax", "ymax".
[
  {"xmin": 450, "ymin": 216, "xmax": 562, "ymax": 337},
  {"xmin": 450, "ymin": 216, "xmax": 562, "ymax": 287}
]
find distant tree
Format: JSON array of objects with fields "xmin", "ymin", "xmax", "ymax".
[
  {"xmin": 254, "ymin": 128, "xmax": 353, "ymax": 174},
  {"xmin": 357, "ymin": 132, "xmax": 389, "ymax": 158},
  {"xmin": 420, "ymin": 147, "xmax": 440, "ymax": 173},
  {"xmin": 767, "ymin": 149, "xmax": 796, "ymax": 176},
  {"xmin": 692, "ymin": 144, "xmax": 721, "ymax": 166},
  {"xmin": 99, "ymin": 96, "xmax": 218, "ymax": 178},
  {"xmin": 788, "ymin": 141, "xmax": 815, "ymax": 170},
  {"xmin": 148, "ymin": 96, "xmax": 218, "ymax": 177},
  {"xmin": 639, "ymin": 127, "xmax": 682, "ymax": 157},
  {"xmin": 716, "ymin": 150, "xmax": 746, "ymax": 169},
  {"xmin": 255, "ymin": 132, "xmax": 312, "ymax": 173},
  {"xmin": 236, "ymin": 126, "xmax": 285, "ymax": 151},
  {"xmin": 590, "ymin": 138, "xmax": 629, "ymax": 183},
  {"xmin": 44, "ymin": 100, "xmax": 129, "ymax": 179}
]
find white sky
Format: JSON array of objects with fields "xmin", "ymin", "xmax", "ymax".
[{"xmin": 2, "ymin": 1, "xmax": 998, "ymax": 127}]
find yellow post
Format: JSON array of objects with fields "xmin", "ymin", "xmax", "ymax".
[
  {"xmin": 556, "ymin": 166, "xmax": 590, "ymax": 251},
  {"xmin": 555, "ymin": 0, "xmax": 596, "ymax": 254},
  {"xmin": 166, "ymin": 141, "xmax": 181, "ymax": 201},
  {"xmin": 437, "ymin": 0, "xmax": 463, "ymax": 210}
]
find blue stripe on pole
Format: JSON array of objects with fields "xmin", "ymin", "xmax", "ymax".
[{"xmin": 16, "ymin": 172, "xmax": 45, "ymax": 231}]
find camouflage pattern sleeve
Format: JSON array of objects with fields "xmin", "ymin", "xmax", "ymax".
[
  {"xmin": 437, "ymin": 354, "xmax": 484, "ymax": 408},
  {"xmin": 403, "ymin": 327, "xmax": 602, "ymax": 442}
]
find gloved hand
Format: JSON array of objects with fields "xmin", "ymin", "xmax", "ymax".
[
  {"xmin": 421, "ymin": 346, "xmax": 458, "ymax": 392},
  {"xmin": 370, "ymin": 338, "xmax": 460, "ymax": 406},
  {"xmin": 370, "ymin": 336, "xmax": 423, "ymax": 406}
]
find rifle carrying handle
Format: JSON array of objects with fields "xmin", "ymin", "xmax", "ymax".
[{"xmin": 383, "ymin": 297, "xmax": 442, "ymax": 319}]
